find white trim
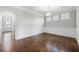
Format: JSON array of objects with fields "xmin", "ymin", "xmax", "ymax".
[
  {"xmin": 76, "ymin": 37, "xmax": 79, "ymax": 45},
  {"xmin": 12, "ymin": 6, "xmax": 43, "ymax": 16},
  {"xmin": 43, "ymin": 26, "xmax": 77, "ymax": 38},
  {"xmin": 12, "ymin": 6, "xmax": 76, "ymax": 16},
  {"xmin": 51, "ymin": 7, "xmax": 76, "ymax": 15}
]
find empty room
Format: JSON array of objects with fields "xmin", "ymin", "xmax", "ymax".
[{"xmin": 0, "ymin": 6, "xmax": 79, "ymax": 52}]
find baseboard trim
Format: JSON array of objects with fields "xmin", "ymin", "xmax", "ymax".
[
  {"xmin": 42, "ymin": 32, "xmax": 76, "ymax": 39},
  {"xmin": 17, "ymin": 32, "xmax": 76, "ymax": 40}
]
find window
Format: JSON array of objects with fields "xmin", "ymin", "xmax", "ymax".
[
  {"xmin": 53, "ymin": 15, "xmax": 59, "ymax": 21},
  {"xmin": 46, "ymin": 16, "xmax": 51, "ymax": 22},
  {"xmin": 61, "ymin": 13, "xmax": 70, "ymax": 20}
]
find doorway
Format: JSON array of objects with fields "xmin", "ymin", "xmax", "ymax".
[{"xmin": 0, "ymin": 11, "xmax": 16, "ymax": 51}]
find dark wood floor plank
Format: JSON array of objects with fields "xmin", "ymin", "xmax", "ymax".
[
  {"xmin": 15, "ymin": 33, "xmax": 79, "ymax": 52},
  {"xmin": 0, "ymin": 32, "xmax": 79, "ymax": 52}
]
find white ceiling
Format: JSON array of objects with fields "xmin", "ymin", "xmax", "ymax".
[{"xmin": 22, "ymin": 6, "xmax": 76, "ymax": 15}]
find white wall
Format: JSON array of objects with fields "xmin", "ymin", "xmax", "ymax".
[
  {"xmin": 43, "ymin": 10, "xmax": 76, "ymax": 38},
  {"xmin": 76, "ymin": 7, "xmax": 79, "ymax": 44},
  {"xmin": 43, "ymin": 27, "xmax": 76, "ymax": 38},
  {"xmin": 15, "ymin": 8, "xmax": 44, "ymax": 40},
  {"xmin": 0, "ymin": 6, "xmax": 44, "ymax": 40}
]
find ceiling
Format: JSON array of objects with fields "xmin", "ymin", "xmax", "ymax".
[{"xmin": 22, "ymin": 6, "xmax": 76, "ymax": 15}]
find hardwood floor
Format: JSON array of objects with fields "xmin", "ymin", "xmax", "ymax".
[{"xmin": 0, "ymin": 32, "xmax": 79, "ymax": 52}]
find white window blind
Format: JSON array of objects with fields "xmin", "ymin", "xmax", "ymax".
[
  {"xmin": 61, "ymin": 13, "xmax": 70, "ymax": 20},
  {"xmin": 53, "ymin": 15, "xmax": 59, "ymax": 21},
  {"xmin": 46, "ymin": 16, "xmax": 51, "ymax": 22}
]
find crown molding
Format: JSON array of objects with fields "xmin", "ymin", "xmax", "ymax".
[
  {"xmin": 47, "ymin": 7, "xmax": 76, "ymax": 16},
  {"xmin": 13, "ymin": 6, "xmax": 76, "ymax": 16},
  {"xmin": 12, "ymin": 6, "xmax": 43, "ymax": 16}
]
